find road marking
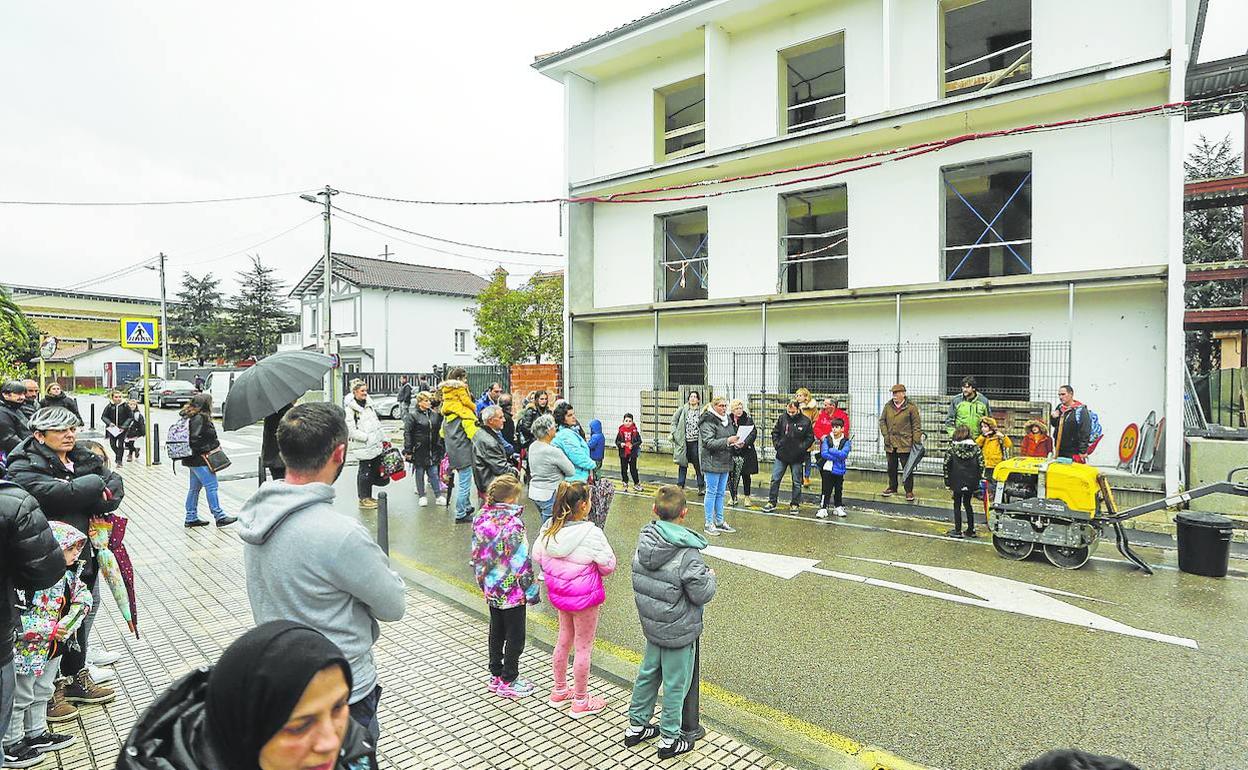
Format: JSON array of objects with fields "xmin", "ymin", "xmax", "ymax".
[{"xmin": 704, "ymin": 545, "xmax": 1198, "ymax": 649}]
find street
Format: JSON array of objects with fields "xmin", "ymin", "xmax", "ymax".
[{"xmin": 218, "ymin": 470, "xmax": 1248, "ymax": 770}]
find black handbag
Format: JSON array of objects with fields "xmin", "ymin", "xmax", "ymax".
[{"xmin": 203, "ymin": 447, "xmax": 231, "ymax": 473}]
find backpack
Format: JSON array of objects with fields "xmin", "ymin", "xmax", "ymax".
[
  {"xmin": 166, "ymin": 417, "xmax": 192, "ymax": 460},
  {"xmin": 1073, "ymin": 406, "xmax": 1104, "ymax": 454}
]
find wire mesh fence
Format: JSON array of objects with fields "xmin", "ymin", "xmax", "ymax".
[{"xmin": 568, "ymin": 339, "xmax": 1069, "ymax": 474}]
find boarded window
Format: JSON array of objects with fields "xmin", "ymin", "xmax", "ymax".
[
  {"xmin": 782, "ymin": 33, "xmax": 846, "ymax": 133},
  {"xmin": 943, "ymin": 0, "xmax": 1031, "ymax": 98},
  {"xmin": 663, "ymin": 346, "xmax": 707, "ymax": 389},
  {"xmin": 657, "ymin": 77, "xmax": 706, "ymax": 161},
  {"xmin": 943, "ymin": 336, "xmax": 1031, "ymax": 399},
  {"xmin": 659, "ymin": 209, "xmax": 709, "ymax": 302},
  {"xmin": 780, "ymin": 341, "xmax": 849, "ymax": 394},
  {"xmin": 781, "ymin": 186, "xmax": 849, "ymax": 292},
  {"xmin": 943, "ymin": 155, "xmax": 1032, "ymax": 280}
]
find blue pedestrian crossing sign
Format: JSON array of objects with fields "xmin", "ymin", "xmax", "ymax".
[{"xmin": 120, "ymin": 317, "xmax": 160, "ymax": 349}]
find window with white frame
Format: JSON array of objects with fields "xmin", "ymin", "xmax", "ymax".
[
  {"xmin": 942, "ymin": 0, "xmax": 1031, "ymax": 98},
  {"xmin": 942, "ymin": 155, "xmax": 1032, "ymax": 281},
  {"xmin": 331, "ymin": 297, "xmax": 357, "ymax": 334},
  {"xmin": 658, "ymin": 209, "xmax": 709, "ymax": 302},
  {"xmin": 656, "ymin": 77, "xmax": 705, "ymax": 161},
  {"xmin": 454, "ymin": 329, "xmax": 468, "ymax": 353},
  {"xmin": 781, "ymin": 33, "xmax": 846, "ymax": 134},
  {"xmin": 781, "ymin": 186, "xmax": 848, "ymax": 293}
]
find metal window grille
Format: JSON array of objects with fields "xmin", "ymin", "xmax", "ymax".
[
  {"xmin": 567, "ymin": 340, "xmax": 1068, "ymax": 470},
  {"xmin": 943, "ymin": 155, "xmax": 1032, "ymax": 280},
  {"xmin": 780, "ymin": 185, "xmax": 849, "ymax": 292},
  {"xmin": 659, "ymin": 209, "xmax": 709, "ymax": 301},
  {"xmin": 943, "ymin": 0, "xmax": 1032, "ymax": 97},
  {"xmin": 783, "ymin": 33, "xmax": 847, "ymax": 133},
  {"xmin": 661, "ymin": 78, "xmax": 706, "ymax": 159}
]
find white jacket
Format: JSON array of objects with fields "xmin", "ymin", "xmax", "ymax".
[{"xmin": 345, "ymin": 398, "xmax": 385, "ymax": 461}]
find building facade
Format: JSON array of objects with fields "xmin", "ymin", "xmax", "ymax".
[
  {"xmin": 536, "ymin": 0, "xmax": 1197, "ymax": 490},
  {"xmin": 289, "ymin": 253, "xmax": 489, "ymax": 374}
]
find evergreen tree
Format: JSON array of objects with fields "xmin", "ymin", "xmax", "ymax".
[
  {"xmin": 0, "ymin": 286, "xmax": 38, "ymax": 380},
  {"xmin": 227, "ymin": 255, "xmax": 296, "ymax": 359},
  {"xmin": 1184, "ymin": 135, "xmax": 1244, "ymax": 373},
  {"xmin": 168, "ymin": 272, "xmax": 225, "ymax": 365}
]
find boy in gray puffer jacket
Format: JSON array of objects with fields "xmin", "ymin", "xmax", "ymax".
[{"xmin": 625, "ymin": 485, "xmax": 717, "ymax": 760}]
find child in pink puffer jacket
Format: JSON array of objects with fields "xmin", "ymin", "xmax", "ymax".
[{"xmin": 531, "ymin": 480, "xmax": 616, "ymax": 718}]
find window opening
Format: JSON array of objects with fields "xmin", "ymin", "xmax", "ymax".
[
  {"xmin": 942, "ymin": 0, "xmax": 1031, "ymax": 97},
  {"xmin": 780, "ymin": 186, "xmax": 848, "ymax": 292},
  {"xmin": 780, "ymin": 341, "xmax": 849, "ymax": 394},
  {"xmin": 659, "ymin": 209, "xmax": 709, "ymax": 302},
  {"xmin": 943, "ymin": 336, "xmax": 1031, "ymax": 399},
  {"xmin": 658, "ymin": 77, "xmax": 706, "ymax": 161},
  {"xmin": 454, "ymin": 329, "xmax": 468, "ymax": 353},
  {"xmin": 663, "ymin": 346, "xmax": 708, "ymax": 389},
  {"xmin": 782, "ymin": 33, "xmax": 846, "ymax": 133},
  {"xmin": 943, "ymin": 155, "xmax": 1032, "ymax": 281}
]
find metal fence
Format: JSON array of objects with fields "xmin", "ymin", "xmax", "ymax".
[
  {"xmin": 1193, "ymin": 367, "xmax": 1247, "ymax": 428},
  {"xmin": 341, "ymin": 364, "xmax": 512, "ymax": 399},
  {"xmin": 568, "ymin": 340, "xmax": 1069, "ymax": 474}
]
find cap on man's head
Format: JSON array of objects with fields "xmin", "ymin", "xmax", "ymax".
[
  {"xmin": 2, "ymin": 380, "xmax": 27, "ymax": 395},
  {"xmin": 890, "ymin": 384, "xmax": 906, "ymax": 393}
]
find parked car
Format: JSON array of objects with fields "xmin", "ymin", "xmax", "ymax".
[
  {"xmin": 126, "ymin": 377, "xmax": 165, "ymax": 402},
  {"xmin": 153, "ymin": 380, "xmax": 198, "ymax": 408},
  {"xmin": 371, "ymin": 394, "xmax": 403, "ymax": 420}
]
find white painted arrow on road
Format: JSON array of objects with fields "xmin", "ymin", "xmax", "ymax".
[{"xmin": 703, "ymin": 546, "xmax": 1198, "ymax": 649}]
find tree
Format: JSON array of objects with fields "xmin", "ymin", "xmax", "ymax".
[
  {"xmin": 226, "ymin": 255, "xmax": 297, "ymax": 359},
  {"xmin": 470, "ymin": 269, "xmax": 564, "ymax": 366},
  {"xmin": 168, "ymin": 272, "xmax": 225, "ymax": 365},
  {"xmin": 0, "ymin": 286, "xmax": 38, "ymax": 381},
  {"xmin": 1184, "ymin": 134, "xmax": 1244, "ymax": 374}
]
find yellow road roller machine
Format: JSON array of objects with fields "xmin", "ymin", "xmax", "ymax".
[{"xmin": 989, "ymin": 456, "xmax": 1142, "ymax": 572}]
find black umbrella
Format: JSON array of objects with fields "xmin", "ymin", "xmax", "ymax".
[
  {"xmin": 900, "ymin": 433, "xmax": 927, "ymax": 483},
  {"xmin": 222, "ymin": 351, "xmax": 334, "ymax": 431}
]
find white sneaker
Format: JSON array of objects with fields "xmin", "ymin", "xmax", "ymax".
[
  {"xmin": 816, "ymin": 508, "xmax": 829, "ymax": 519},
  {"xmin": 834, "ymin": 506, "xmax": 847, "ymax": 518},
  {"xmin": 435, "ymin": 495, "xmax": 447, "ymax": 506},
  {"xmin": 418, "ymin": 496, "xmax": 428, "ymax": 507},
  {"xmin": 88, "ymin": 664, "xmax": 117, "ymax": 683},
  {"xmin": 87, "ymin": 648, "xmax": 122, "ymax": 666}
]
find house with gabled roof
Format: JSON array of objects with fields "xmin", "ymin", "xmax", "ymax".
[{"xmin": 289, "ymin": 253, "xmax": 490, "ymax": 374}]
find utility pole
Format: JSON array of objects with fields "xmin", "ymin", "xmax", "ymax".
[
  {"xmin": 158, "ymin": 252, "xmax": 169, "ymax": 378},
  {"xmin": 302, "ymin": 186, "xmax": 338, "ymax": 401}
]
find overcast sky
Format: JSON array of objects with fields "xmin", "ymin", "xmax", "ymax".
[{"xmin": 1, "ymin": 1, "xmax": 1244, "ymax": 301}]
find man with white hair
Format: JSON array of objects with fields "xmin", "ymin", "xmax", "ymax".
[{"xmin": 473, "ymin": 405, "xmax": 514, "ymax": 494}]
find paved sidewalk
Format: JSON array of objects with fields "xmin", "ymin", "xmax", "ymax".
[{"xmin": 39, "ymin": 459, "xmax": 798, "ymax": 770}]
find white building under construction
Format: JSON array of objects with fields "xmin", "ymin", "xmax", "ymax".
[{"xmin": 533, "ymin": 0, "xmax": 1235, "ymax": 493}]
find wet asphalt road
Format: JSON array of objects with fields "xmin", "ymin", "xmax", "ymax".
[{"xmin": 221, "ymin": 474, "xmax": 1248, "ymax": 770}]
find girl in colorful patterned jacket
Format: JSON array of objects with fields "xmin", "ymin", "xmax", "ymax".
[
  {"xmin": 531, "ymin": 481, "xmax": 617, "ymax": 719},
  {"xmin": 470, "ymin": 475, "xmax": 539, "ymax": 699},
  {"xmin": 4, "ymin": 521, "xmax": 92, "ymax": 765}
]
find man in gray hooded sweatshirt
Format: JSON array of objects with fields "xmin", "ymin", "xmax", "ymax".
[{"xmin": 238, "ymin": 402, "xmax": 406, "ymax": 743}]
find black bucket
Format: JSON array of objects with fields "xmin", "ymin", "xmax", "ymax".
[{"xmin": 1175, "ymin": 511, "xmax": 1233, "ymax": 578}]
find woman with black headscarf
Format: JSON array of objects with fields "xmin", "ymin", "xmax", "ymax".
[{"xmin": 117, "ymin": 621, "xmax": 375, "ymax": 770}]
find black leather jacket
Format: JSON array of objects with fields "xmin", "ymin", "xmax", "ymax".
[{"xmin": 0, "ymin": 480, "xmax": 66, "ymax": 666}]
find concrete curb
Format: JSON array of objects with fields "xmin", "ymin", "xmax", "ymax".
[{"xmin": 386, "ymin": 551, "xmax": 940, "ymax": 770}]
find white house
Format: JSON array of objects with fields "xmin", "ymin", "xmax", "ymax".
[
  {"xmin": 289, "ymin": 253, "xmax": 489, "ymax": 374},
  {"xmin": 535, "ymin": 0, "xmax": 1201, "ymax": 491}
]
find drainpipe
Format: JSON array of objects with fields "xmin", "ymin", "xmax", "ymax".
[
  {"xmin": 894, "ymin": 293, "xmax": 902, "ymax": 384},
  {"xmin": 760, "ymin": 301, "xmax": 768, "ymax": 395},
  {"xmin": 383, "ymin": 291, "xmax": 392, "ymax": 371},
  {"xmin": 1067, "ymin": 283, "xmax": 1075, "ymax": 381}
]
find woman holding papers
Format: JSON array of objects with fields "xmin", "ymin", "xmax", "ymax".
[{"xmin": 727, "ymin": 399, "xmax": 758, "ymax": 507}]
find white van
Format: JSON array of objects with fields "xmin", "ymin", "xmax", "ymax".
[{"xmin": 203, "ymin": 370, "xmax": 244, "ymax": 417}]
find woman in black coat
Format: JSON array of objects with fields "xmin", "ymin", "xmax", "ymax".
[
  {"xmin": 119, "ymin": 621, "xmax": 376, "ymax": 770},
  {"xmin": 41, "ymin": 381, "xmax": 81, "ymax": 422},
  {"xmin": 4, "ymin": 405, "xmax": 124, "ymax": 705},
  {"xmin": 181, "ymin": 393, "xmax": 236, "ymax": 528},
  {"xmin": 728, "ymin": 399, "xmax": 759, "ymax": 506},
  {"xmin": 101, "ymin": 390, "xmax": 135, "ymax": 466},
  {"xmin": 402, "ymin": 391, "xmax": 444, "ymax": 506}
]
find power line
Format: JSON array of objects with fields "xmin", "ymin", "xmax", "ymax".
[
  {"xmin": 338, "ymin": 189, "xmax": 564, "ymax": 206},
  {"xmin": 0, "ymin": 189, "xmax": 317, "ymax": 206},
  {"xmin": 331, "ymin": 206, "xmax": 563, "ymax": 258},
  {"xmin": 175, "ymin": 214, "xmax": 323, "ymax": 267},
  {"xmin": 331, "ymin": 214, "xmax": 565, "ymax": 269}
]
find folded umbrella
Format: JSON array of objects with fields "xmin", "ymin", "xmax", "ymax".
[
  {"xmin": 88, "ymin": 516, "xmax": 138, "ymax": 638},
  {"xmin": 900, "ymin": 437, "xmax": 926, "ymax": 483},
  {"xmin": 223, "ymin": 351, "xmax": 335, "ymax": 431}
]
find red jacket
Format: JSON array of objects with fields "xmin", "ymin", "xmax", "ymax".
[
  {"xmin": 813, "ymin": 408, "xmax": 850, "ymax": 441},
  {"xmin": 615, "ymin": 424, "xmax": 641, "ymax": 458},
  {"xmin": 1020, "ymin": 434, "xmax": 1052, "ymax": 458}
]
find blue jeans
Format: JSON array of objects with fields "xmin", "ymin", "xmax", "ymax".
[
  {"xmin": 768, "ymin": 460, "xmax": 804, "ymax": 506},
  {"xmin": 1, "ymin": 660, "xmax": 14, "ymax": 747},
  {"xmin": 534, "ymin": 495, "xmax": 555, "ymax": 523},
  {"xmin": 186, "ymin": 465, "xmax": 225, "ymax": 522},
  {"xmin": 454, "ymin": 466, "xmax": 474, "ymax": 520},
  {"xmin": 413, "ymin": 464, "xmax": 441, "ymax": 498},
  {"xmin": 703, "ymin": 471, "xmax": 728, "ymax": 526}
]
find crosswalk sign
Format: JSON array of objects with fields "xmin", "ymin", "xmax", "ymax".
[{"xmin": 120, "ymin": 317, "xmax": 160, "ymax": 349}]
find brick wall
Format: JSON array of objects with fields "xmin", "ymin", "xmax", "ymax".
[{"xmin": 510, "ymin": 363, "xmax": 562, "ymax": 405}]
